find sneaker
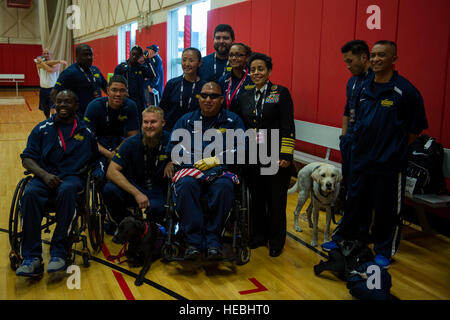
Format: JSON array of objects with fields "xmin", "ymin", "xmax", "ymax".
[
  {"xmin": 184, "ymin": 246, "xmax": 200, "ymax": 261},
  {"xmin": 16, "ymin": 257, "xmax": 44, "ymax": 277},
  {"xmin": 321, "ymin": 240, "xmax": 338, "ymax": 252},
  {"xmin": 375, "ymin": 254, "xmax": 391, "ymax": 269},
  {"xmin": 206, "ymin": 247, "xmax": 223, "ymax": 261},
  {"xmin": 47, "ymin": 257, "xmax": 67, "ymax": 273}
]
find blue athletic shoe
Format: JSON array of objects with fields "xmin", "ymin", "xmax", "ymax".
[
  {"xmin": 16, "ymin": 257, "xmax": 44, "ymax": 277},
  {"xmin": 321, "ymin": 241, "xmax": 338, "ymax": 252},
  {"xmin": 47, "ymin": 257, "xmax": 67, "ymax": 273},
  {"xmin": 375, "ymin": 254, "xmax": 391, "ymax": 269}
]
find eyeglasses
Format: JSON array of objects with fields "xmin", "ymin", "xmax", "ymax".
[
  {"xmin": 199, "ymin": 93, "xmax": 222, "ymax": 100},
  {"xmin": 229, "ymin": 53, "xmax": 246, "ymax": 59},
  {"xmin": 109, "ymin": 88, "xmax": 128, "ymax": 94}
]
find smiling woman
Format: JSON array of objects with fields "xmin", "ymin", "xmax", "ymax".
[
  {"xmin": 235, "ymin": 52, "xmax": 296, "ymax": 258},
  {"xmin": 159, "ymin": 48, "xmax": 206, "ymax": 131}
]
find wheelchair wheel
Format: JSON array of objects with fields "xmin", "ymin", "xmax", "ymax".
[
  {"xmin": 86, "ymin": 176, "xmax": 105, "ymax": 253},
  {"xmin": 238, "ymin": 179, "xmax": 250, "ymax": 247},
  {"xmin": 161, "ymin": 243, "xmax": 180, "ymax": 261},
  {"xmin": 8, "ymin": 175, "xmax": 32, "ymax": 268},
  {"xmin": 9, "ymin": 251, "xmax": 22, "ymax": 271},
  {"xmin": 236, "ymin": 246, "xmax": 251, "ymax": 265}
]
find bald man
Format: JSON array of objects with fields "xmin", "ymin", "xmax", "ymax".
[{"xmin": 35, "ymin": 48, "xmax": 67, "ymax": 118}]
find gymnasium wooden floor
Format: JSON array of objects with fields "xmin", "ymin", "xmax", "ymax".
[{"xmin": 0, "ymin": 89, "xmax": 449, "ymax": 300}]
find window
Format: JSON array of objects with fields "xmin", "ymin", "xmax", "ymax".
[
  {"xmin": 117, "ymin": 21, "xmax": 139, "ymax": 64},
  {"xmin": 167, "ymin": 0, "xmax": 210, "ymax": 80}
]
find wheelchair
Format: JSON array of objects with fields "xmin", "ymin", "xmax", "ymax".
[
  {"xmin": 161, "ymin": 170, "xmax": 251, "ymax": 265},
  {"xmin": 8, "ymin": 168, "xmax": 106, "ymax": 272}
]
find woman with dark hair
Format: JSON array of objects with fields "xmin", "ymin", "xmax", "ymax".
[
  {"xmin": 159, "ymin": 47, "xmax": 206, "ymax": 131},
  {"xmin": 236, "ymin": 52, "xmax": 295, "ymax": 257},
  {"xmin": 218, "ymin": 43, "xmax": 253, "ymax": 113}
]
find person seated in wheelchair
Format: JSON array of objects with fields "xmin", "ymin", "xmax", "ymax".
[
  {"xmin": 103, "ymin": 106, "xmax": 170, "ymax": 241},
  {"xmin": 16, "ymin": 90, "xmax": 103, "ymax": 277},
  {"xmin": 83, "ymin": 75, "xmax": 140, "ymax": 169},
  {"xmin": 165, "ymin": 81, "xmax": 246, "ymax": 261}
]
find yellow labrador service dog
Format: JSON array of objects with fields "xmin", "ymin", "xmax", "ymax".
[{"xmin": 288, "ymin": 162, "xmax": 342, "ymax": 247}]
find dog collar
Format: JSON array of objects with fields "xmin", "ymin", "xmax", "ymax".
[{"xmin": 142, "ymin": 222, "xmax": 149, "ymax": 239}]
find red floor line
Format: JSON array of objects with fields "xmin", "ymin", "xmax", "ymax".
[
  {"xmin": 24, "ymin": 99, "xmax": 32, "ymax": 111},
  {"xmin": 101, "ymin": 243, "xmax": 136, "ymax": 300},
  {"xmin": 239, "ymin": 278, "xmax": 268, "ymax": 295}
]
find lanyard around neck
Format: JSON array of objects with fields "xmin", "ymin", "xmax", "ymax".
[
  {"xmin": 77, "ymin": 64, "xmax": 95, "ymax": 83},
  {"xmin": 214, "ymin": 53, "xmax": 229, "ymax": 78},
  {"xmin": 254, "ymin": 84, "xmax": 268, "ymax": 119},
  {"xmin": 180, "ymin": 76, "xmax": 197, "ymax": 110},
  {"xmin": 226, "ymin": 69, "xmax": 249, "ymax": 109},
  {"xmin": 57, "ymin": 119, "xmax": 77, "ymax": 153}
]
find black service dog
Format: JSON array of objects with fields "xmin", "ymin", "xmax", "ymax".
[{"xmin": 114, "ymin": 216, "xmax": 162, "ymax": 286}]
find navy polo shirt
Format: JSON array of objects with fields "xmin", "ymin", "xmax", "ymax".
[
  {"xmin": 167, "ymin": 108, "xmax": 246, "ymax": 168},
  {"xmin": 54, "ymin": 63, "xmax": 107, "ymax": 118},
  {"xmin": 159, "ymin": 76, "xmax": 205, "ymax": 131},
  {"xmin": 198, "ymin": 53, "xmax": 230, "ymax": 83},
  {"xmin": 112, "ymin": 131, "xmax": 170, "ymax": 187},
  {"xmin": 83, "ymin": 97, "xmax": 139, "ymax": 150},
  {"xmin": 218, "ymin": 70, "xmax": 254, "ymax": 113},
  {"xmin": 21, "ymin": 115, "xmax": 100, "ymax": 179},
  {"xmin": 351, "ymin": 71, "xmax": 428, "ymax": 173},
  {"xmin": 114, "ymin": 61, "xmax": 155, "ymax": 112}
]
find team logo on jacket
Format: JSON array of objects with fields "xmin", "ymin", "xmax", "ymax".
[
  {"xmin": 118, "ymin": 115, "xmax": 128, "ymax": 121},
  {"xmin": 94, "ymin": 73, "xmax": 100, "ymax": 78},
  {"xmin": 381, "ymin": 99, "xmax": 394, "ymax": 107},
  {"xmin": 74, "ymin": 133, "xmax": 84, "ymax": 141},
  {"xmin": 245, "ymin": 85, "xmax": 255, "ymax": 90}
]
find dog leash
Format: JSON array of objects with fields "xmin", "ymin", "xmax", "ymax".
[
  {"xmin": 107, "ymin": 222, "xmax": 150, "ymax": 264},
  {"xmin": 107, "ymin": 243, "xmax": 128, "ymax": 264}
]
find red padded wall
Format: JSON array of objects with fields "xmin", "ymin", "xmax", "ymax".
[
  {"xmin": 206, "ymin": 0, "xmax": 450, "ymax": 154},
  {"xmin": 82, "ymin": 35, "xmax": 118, "ymax": 76},
  {"xmin": 0, "ymin": 43, "xmax": 42, "ymax": 87},
  {"xmin": 395, "ymin": 0, "xmax": 450, "ymax": 144},
  {"xmin": 355, "ymin": 0, "xmax": 399, "ymax": 48},
  {"xmin": 268, "ymin": 0, "xmax": 295, "ymax": 90}
]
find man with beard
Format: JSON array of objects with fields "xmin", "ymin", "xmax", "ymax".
[
  {"xmin": 198, "ymin": 24, "xmax": 234, "ymax": 82},
  {"xmin": 51, "ymin": 44, "xmax": 108, "ymax": 119},
  {"xmin": 103, "ymin": 106, "xmax": 170, "ymax": 237},
  {"xmin": 16, "ymin": 90, "xmax": 102, "ymax": 276},
  {"xmin": 83, "ymin": 75, "xmax": 140, "ymax": 169}
]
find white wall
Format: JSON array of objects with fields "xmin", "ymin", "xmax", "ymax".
[{"xmin": 0, "ymin": 0, "xmax": 40, "ymax": 44}]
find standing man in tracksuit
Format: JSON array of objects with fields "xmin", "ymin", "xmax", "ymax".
[
  {"xmin": 16, "ymin": 90, "xmax": 102, "ymax": 277},
  {"xmin": 322, "ymin": 40, "xmax": 374, "ymax": 252},
  {"xmin": 331, "ymin": 41, "xmax": 428, "ymax": 268}
]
